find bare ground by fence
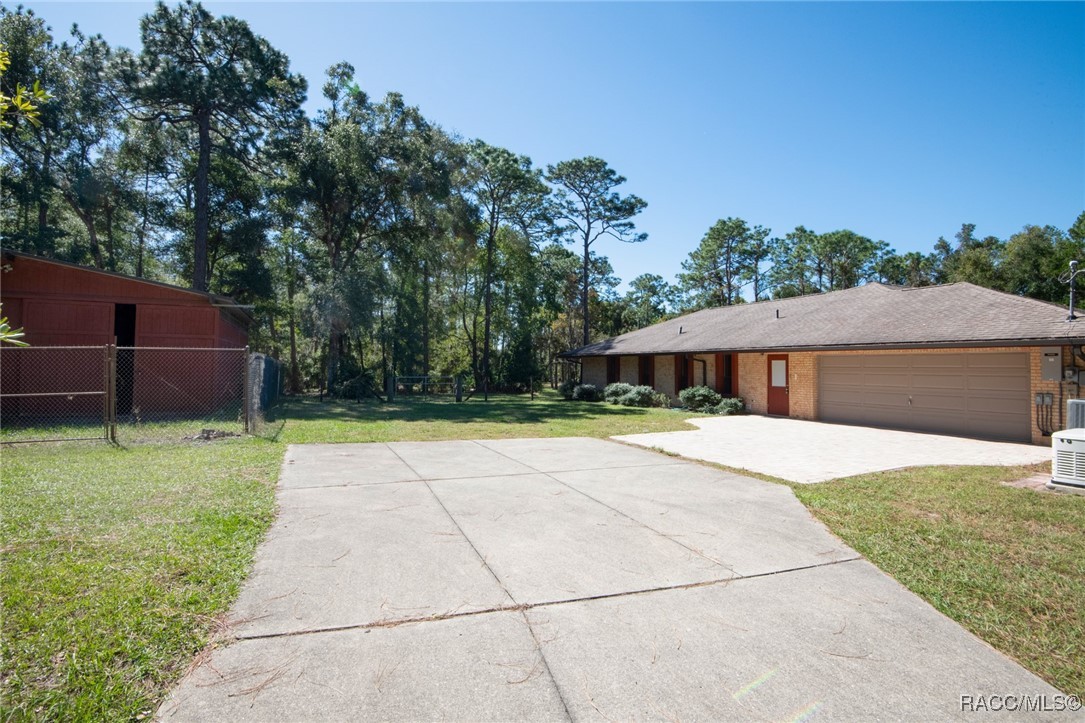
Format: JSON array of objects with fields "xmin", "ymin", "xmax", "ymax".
[{"xmin": 0, "ymin": 346, "xmax": 280, "ymax": 444}]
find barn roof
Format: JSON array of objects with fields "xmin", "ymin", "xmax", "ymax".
[
  {"xmin": 564, "ymin": 282, "xmax": 1085, "ymax": 357},
  {"xmin": 1, "ymin": 250, "xmax": 254, "ymax": 327}
]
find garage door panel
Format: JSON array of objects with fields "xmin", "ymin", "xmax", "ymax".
[
  {"xmin": 855, "ymin": 356, "xmax": 911, "ymax": 369},
  {"xmin": 911, "ymin": 374, "xmax": 968, "ymax": 390},
  {"xmin": 910, "ymin": 354, "xmax": 966, "ymax": 369},
  {"xmin": 910, "ymin": 393, "xmax": 967, "ymax": 412},
  {"xmin": 819, "ymin": 371, "xmax": 857, "ymax": 386},
  {"xmin": 819, "ymin": 389, "xmax": 875, "ymax": 406},
  {"xmin": 964, "ymin": 395, "xmax": 1028, "ymax": 414},
  {"xmin": 818, "ymin": 353, "xmax": 1030, "ymax": 442},
  {"xmin": 966, "ymin": 352, "xmax": 1029, "ymax": 369},
  {"xmin": 857, "ymin": 368, "xmax": 909, "ymax": 385},
  {"xmin": 858, "ymin": 391, "xmax": 911, "ymax": 407},
  {"xmin": 818, "ymin": 403, "xmax": 897, "ymax": 427},
  {"xmin": 968, "ymin": 414, "xmax": 1031, "ymax": 439},
  {"xmin": 965, "ymin": 376, "xmax": 1030, "ymax": 393}
]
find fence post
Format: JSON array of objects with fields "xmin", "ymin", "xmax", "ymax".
[
  {"xmin": 108, "ymin": 344, "xmax": 117, "ymax": 443},
  {"xmin": 386, "ymin": 374, "xmax": 396, "ymax": 402},
  {"xmin": 455, "ymin": 375, "xmax": 462, "ymax": 403},
  {"xmin": 243, "ymin": 346, "xmax": 251, "ymax": 434},
  {"xmin": 102, "ymin": 345, "xmax": 110, "ymax": 442}
]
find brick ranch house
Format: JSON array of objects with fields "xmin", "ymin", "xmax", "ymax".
[{"xmin": 563, "ymin": 282, "xmax": 1085, "ymax": 445}]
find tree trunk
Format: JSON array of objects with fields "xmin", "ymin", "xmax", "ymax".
[
  {"xmin": 581, "ymin": 240, "xmax": 590, "ymax": 347},
  {"xmin": 483, "ymin": 228, "xmax": 495, "ymax": 401},
  {"xmin": 288, "ymin": 308, "xmax": 300, "ymax": 394},
  {"xmin": 66, "ymin": 197, "xmax": 104, "ymax": 269},
  {"xmin": 137, "ymin": 165, "xmax": 151, "ymax": 277},
  {"xmin": 287, "ymin": 251, "xmax": 301, "ymax": 393},
  {"xmin": 193, "ymin": 110, "xmax": 211, "ymax": 292},
  {"xmin": 104, "ymin": 201, "xmax": 116, "ymax": 271},
  {"xmin": 392, "ymin": 295, "xmax": 401, "ymax": 379},
  {"xmin": 36, "ymin": 146, "xmax": 51, "ymax": 254},
  {"xmin": 422, "ymin": 259, "xmax": 430, "ymax": 379},
  {"xmin": 327, "ymin": 330, "xmax": 341, "ymax": 394},
  {"xmin": 379, "ymin": 302, "xmax": 388, "ymax": 393}
]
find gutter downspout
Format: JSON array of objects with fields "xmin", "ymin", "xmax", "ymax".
[{"xmin": 692, "ymin": 356, "xmax": 708, "ymax": 387}]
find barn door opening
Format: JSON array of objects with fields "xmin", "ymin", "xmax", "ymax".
[{"xmin": 114, "ymin": 304, "xmax": 136, "ymax": 414}]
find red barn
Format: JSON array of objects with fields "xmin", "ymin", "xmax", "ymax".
[{"xmin": 1, "ymin": 250, "xmax": 253, "ymax": 423}]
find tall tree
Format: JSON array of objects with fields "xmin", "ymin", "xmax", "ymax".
[
  {"xmin": 0, "ymin": 7, "xmax": 63, "ymax": 254},
  {"xmin": 679, "ymin": 217, "xmax": 755, "ymax": 309},
  {"xmin": 290, "ymin": 65, "xmax": 450, "ymax": 390},
  {"xmin": 876, "ymin": 250, "xmax": 936, "ymax": 287},
  {"xmin": 118, "ymin": 0, "xmax": 305, "ymax": 291},
  {"xmin": 1069, "ymin": 211, "xmax": 1085, "ymax": 246},
  {"xmin": 1001, "ymin": 225, "xmax": 1074, "ymax": 302},
  {"xmin": 811, "ymin": 230, "xmax": 881, "ymax": 290},
  {"xmin": 624, "ymin": 273, "xmax": 674, "ymax": 328},
  {"xmin": 466, "ymin": 141, "xmax": 548, "ymax": 398},
  {"xmin": 546, "ymin": 157, "xmax": 646, "ymax": 346},
  {"xmin": 48, "ymin": 30, "xmax": 120, "ymax": 269},
  {"xmin": 739, "ymin": 225, "xmax": 772, "ymax": 300},
  {"xmin": 769, "ymin": 226, "xmax": 817, "ymax": 298}
]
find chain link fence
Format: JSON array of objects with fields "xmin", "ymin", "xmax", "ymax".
[
  {"xmin": 0, "ymin": 346, "xmax": 112, "ymax": 443},
  {"xmin": 1, "ymin": 346, "xmax": 280, "ymax": 444}
]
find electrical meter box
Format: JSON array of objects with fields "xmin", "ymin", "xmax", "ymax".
[{"xmin": 1042, "ymin": 347, "xmax": 1063, "ymax": 382}]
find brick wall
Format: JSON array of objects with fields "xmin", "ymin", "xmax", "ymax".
[
  {"xmin": 582, "ymin": 357, "xmax": 606, "ymax": 388},
  {"xmin": 1029, "ymin": 346, "xmax": 1071, "ymax": 445},
  {"xmin": 655, "ymin": 355, "xmax": 676, "ymax": 399},
  {"xmin": 620, "ymin": 356, "xmax": 639, "ymax": 385},
  {"xmin": 737, "ymin": 354, "xmax": 765, "ymax": 413},
  {"xmin": 788, "ymin": 352, "xmax": 817, "ymax": 420},
  {"xmin": 737, "ymin": 351, "xmax": 817, "ymax": 419}
]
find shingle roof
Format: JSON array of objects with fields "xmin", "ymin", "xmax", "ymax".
[{"xmin": 565, "ymin": 282, "xmax": 1085, "ymax": 357}]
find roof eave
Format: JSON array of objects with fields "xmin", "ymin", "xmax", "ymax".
[{"xmin": 564, "ymin": 337, "xmax": 1085, "ymax": 357}]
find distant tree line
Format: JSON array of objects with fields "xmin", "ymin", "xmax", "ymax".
[
  {"xmin": 656, "ymin": 215, "xmax": 1085, "ymax": 321},
  {"xmin": 2, "ymin": 2, "xmax": 1082, "ymax": 396}
]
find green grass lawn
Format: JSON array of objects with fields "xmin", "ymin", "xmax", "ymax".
[
  {"xmin": 264, "ymin": 388, "xmax": 703, "ymax": 444},
  {"xmin": 0, "ymin": 439, "xmax": 282, "ymax": 721},
  {"xmin": 792, "ymin": 464, "xmax": 1085, "ymax": 698}
]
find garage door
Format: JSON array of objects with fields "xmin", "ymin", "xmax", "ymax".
[{"xmin": 818, "ymin": 352, "xmax": 1031, "ymax": 442}]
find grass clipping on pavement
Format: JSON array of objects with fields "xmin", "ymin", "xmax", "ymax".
[
  {"xmin": 0, "ymin": 439, "xmax": 281, "ymax": 721},
  {"xmin": 792, "ymin": 464, "xmax": 1085, "ymax": 699}
]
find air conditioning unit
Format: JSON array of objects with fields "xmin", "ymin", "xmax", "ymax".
[
  {"xmin": 1050, "ymin": 428, "xmax": 1085, "ymax": 491},
  {"xmin": 1068, "ymin": 399, "xmax": 1085, "ymax": 430}
]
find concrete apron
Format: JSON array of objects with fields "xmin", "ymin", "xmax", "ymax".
[
  {"xmin": 615, "ymin": 415, "xmax": 1052, "ymax": 484},
  {"xmin": 159, "ymin": 438, "xmax": 1064, "ymax": 722}
]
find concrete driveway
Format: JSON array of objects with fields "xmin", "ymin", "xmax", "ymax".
[
  {"xmin": 160, "ymin": 438, "xmax": 1062, "ymax": 721},
  {"xmin": 615, "ymin": 416, "xmax": 1051, "ymax": 483}
]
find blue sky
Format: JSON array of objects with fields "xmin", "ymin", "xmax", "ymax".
[{"xmin": 27, "ymin": 1, "xmax": 1085, "ymax": 292}]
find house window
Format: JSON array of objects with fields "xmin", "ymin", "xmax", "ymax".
[
  {"xmin": 606, "ymin": 356, "xmax": 621, "ymax": 384},
  {"xmin": 638, "ymin": 355, "xmax": 655, "ymax": 387}
]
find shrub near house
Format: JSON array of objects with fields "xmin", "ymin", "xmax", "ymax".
[
  {"xmin": 604, "ymin": 383, "xmax": 668, "ymax": 408},
  {"xmin": 678, "ymin": 386, "xmax": 744, "ymax": 415}
]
